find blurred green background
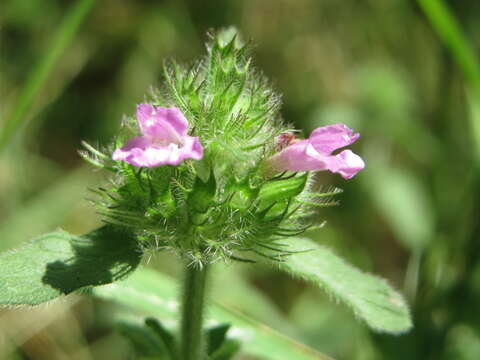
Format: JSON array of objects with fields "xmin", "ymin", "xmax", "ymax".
[{"xmin": 1, "ymin": 0, "xmax": 480, "ymax": 359}]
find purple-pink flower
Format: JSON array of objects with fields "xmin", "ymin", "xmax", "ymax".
[
  {"xmin": 112, "ymin": 104, "xmax": 203, "ymax": 167},
  {"xmin": 268, "ymin": 124, "xmax": 365, "ymax": 179}
]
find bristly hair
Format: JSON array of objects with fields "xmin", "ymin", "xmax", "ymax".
[{"xmin": 81, "ymin": 28, "xmax": 341, "ymax": 266}]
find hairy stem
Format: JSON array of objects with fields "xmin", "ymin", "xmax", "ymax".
[{"xmin": 180, "ymin": 263, "xmax": 209, "ymax": 360}]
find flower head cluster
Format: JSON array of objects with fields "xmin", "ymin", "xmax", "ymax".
[{"xmin": 81, "ymin": 29, "xmax": 364, "ymax": 266}]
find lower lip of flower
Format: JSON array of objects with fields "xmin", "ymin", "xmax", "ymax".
[{"xmin": 152, "ymin": 137, "xmax": 182, "ymax": 146}]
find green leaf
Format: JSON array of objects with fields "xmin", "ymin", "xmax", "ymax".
[
  {"xmin": 267, "ymin": 237, "xmax": 412, "ymax": 334},
  {"xmin": 206, "ymin": 324, "xmax": 241, "ymax": 360},
  {"xmin": 145, "ymin": 317, "xmax": 177, "ymax": 357},
  {"xmin": 0, "ymin": 226, "xmax": 141, "ymax": 305},
  {"xmin": 117, "ymin": 320, "xmax": 172, "ymax": 359},
  {"xmin": 206, "ymin": 323, "xmax": 231, "ymax": 355},
  {"xmin": 93, "ymin": 267, "xmax": 333, "ymax": 360},
  {"xmin": 210, "ymin": 339, "xmax": 241, "ymax": 360}
]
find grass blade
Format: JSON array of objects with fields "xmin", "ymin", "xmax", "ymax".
[
  {"xmin": 0, "ymin": 0, "xmax": 96, "ymax": 150},
  {"xmin": 417, "ymin": 0, "xmax": 480, "ymax": 92}
]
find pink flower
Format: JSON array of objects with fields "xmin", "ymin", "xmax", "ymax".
[
  {"xmin": 112, "ymin": 104, "xmax": 203, "ymax": 167},
  {"xmin": 268, "ymin": 124, "xmax": 365, "ymax": 179}
]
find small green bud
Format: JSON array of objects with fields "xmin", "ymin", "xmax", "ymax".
[
  {"xmin": 187, "ymin": 171, "xmax": 216, "ymax": 213},
  {"xmin": 258, "ymin": 175, "xmax": 308, "ymax": 208},
  {"xmin": 151, "ymin": 184, "xmax": 176, "ymax": 218},
  {"xmin": 228, "ymin": 179, "xmax": 259, "ymax": 211}
]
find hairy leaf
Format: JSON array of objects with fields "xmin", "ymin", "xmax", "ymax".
[
  {"xmin": 117, "ymin": 320, "xmax": 172, "ymax": 359},
  {"xmin": 267, "ymin": 237, "xmax": 412, "ymax": 334},
  {"xmin": 0, "ymin": 226, "xmax": 141, "ymax": 305}
]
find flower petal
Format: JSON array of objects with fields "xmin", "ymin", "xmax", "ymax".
[
  {"xmin": 136, "ymin": 104, "xmax": 188, "ymax": 142},
  {"xmin": 331, "ymin": 150, "xmax": 365, "ymax": 179},
  {"xmin": 267, "ymin": 124, "xmax": 365, "ymax": 179},
  {"xmin": 304, "ymin": 144, "xmax": 365, "ymax": 179},
  {"xmin": 112, "ymin": 136, "xmax": 153, "ymax": 161},
  {"xmin": 309, "ymin": 123, "xmax": 360, "ymax": 155},
  {"xmin": 161, "ymin": 107, "xmax": 189, "ymax": 135},
  {"xmin": 268, "ymin": 141, "xmax": 318, "ymax": 172},
  {"xmin": 113, "ymin": 105, "xmax": 203, "ymax": 167},
  {"xmin": 112, "ymin": 135, "xmax": 204, "ymax": 167},
  {"xmin": 181, "ymin": 136, "xmax": 204, "ymax": 161}
]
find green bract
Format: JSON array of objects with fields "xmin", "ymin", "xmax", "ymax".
[{"xmin": 82, "ymin": 29, "xmax": 335, "ymax": 266}]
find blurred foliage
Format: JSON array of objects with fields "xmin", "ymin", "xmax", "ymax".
[{"xmin": 1, "ymin": 0, "xmax": 480, "ymax": 359}]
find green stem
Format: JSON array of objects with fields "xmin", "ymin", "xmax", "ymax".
[{"xmin": 180, "ymin": 263, "xmax": 209, "ymax": 360}]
